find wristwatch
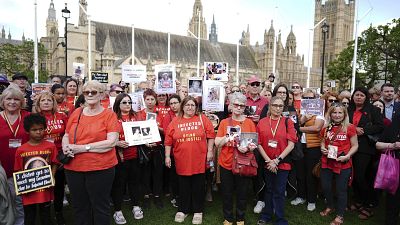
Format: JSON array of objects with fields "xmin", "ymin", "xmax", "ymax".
[
  {"xmin": 277, "ymin": 156, "xmax": 283, "ymax": 163},
  {"xmin": 85, "ymin": 145, "xmax": 91, "ymax": 152}
]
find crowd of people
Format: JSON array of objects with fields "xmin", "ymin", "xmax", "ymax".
[{"xmin": 0, "ymin": 72, "xmax": 400, "ymax": 225}]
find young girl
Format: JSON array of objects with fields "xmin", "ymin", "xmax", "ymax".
[{"xmin": 52, "ymin": 84, "xmax": 74, "ymax": 117}]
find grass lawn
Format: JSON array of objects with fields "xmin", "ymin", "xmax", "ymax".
[{"xmin": 62, "ymin": 191, "xmax": 386, "ymax": 225}]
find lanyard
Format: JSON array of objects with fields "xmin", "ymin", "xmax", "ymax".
[
  {"xmin": 4, "ymin": 112, "xmax": 21, "ymax": 138},
  {"xmin": 269, "ymin": 116, "xmax": 282, "ymax": 139}
]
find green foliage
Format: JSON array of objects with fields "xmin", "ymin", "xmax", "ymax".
[
  {"xmin": 0, "ymin": 39, "xmax": 48, "ymax": 83},
  {"xmin": 328, "ymin": 18, "xmax": 400, "ymax": 88}
]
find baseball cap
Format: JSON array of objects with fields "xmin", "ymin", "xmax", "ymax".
[
  {"xmin": 247, "ymin": 75, "xmax": 261, "ymax": 84},
  {"xmin": 0, "ymin": 74, "xmax": 9, "ymax": 85},
  {"xmin": 12, "ymin": 73, "xmax": 28, "ymax": 81}
]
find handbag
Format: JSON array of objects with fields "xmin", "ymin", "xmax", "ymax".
[
  {"xmin": 284, "ymin": 117, "xmax": 304, "ymax": 160},
  {"xmin": 232, "ymin": 148, "xmax": 258, "ymax": 177},
  {"xmin": 374, "ymin": 149, "xmax": 400, "ymax": 194},
  {"xmin": 312, "ymin": 161, "xmax": 321, "ymax": 178},
  {"xmin": 57, "ymin": 108, "xmax": 83, "ymax": 164}
]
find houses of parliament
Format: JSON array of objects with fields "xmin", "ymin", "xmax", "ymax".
[{"xmin": 35, "ymin": 0, "xmax": 355, "ymax": 87}]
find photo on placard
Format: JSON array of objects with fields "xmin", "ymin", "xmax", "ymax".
[
  {"xmin": 244, "ymin": 106, "xmax": 257, "ymax": 116},
  {"xmin": 155, "ymin": 64, "xmax": 176, "ymax": 94},
  {"xmin": 207, "ymin": 87, "xmax": 220, "ymax": 103},
  {"xmin": 188, "ymin": 78, "xmax": 203, "ymax": 96},
  {"xmin": 158, "ymin": 71, "xmax": 173, "ymax": 89},
  {"xmin": 141, "ymin": 127, "xmax": 151, "ymax": 136},
  {"xmin": 202, "ymin": 80, "xmax": 225, "ymax": 112},
  {"xmin": 72, "ymin": 62, "xmax": 85, "ymax": 80},
  {"xmin": 131, "ymin": 126, "xmax": 142, "ymax": 140},
  {"xmin": 146, "ymin": 112, "xmax": 157, "ymax": 121},
  {"xmin": 239, "ymin": 132, "xmax": 258, "ymax": 148},
  {"xmin": 122, "ymin": 120, "xmax": 162, "ymax": 146},
  {"xmin": 204, "ymin": 62, "xmax": 229, "ymax": 81}
]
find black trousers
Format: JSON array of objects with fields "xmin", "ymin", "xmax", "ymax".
[
  {"xmin": 253, "ymin": 150, "xmax": 265, "ymax": 201},
  {"xmin": 24, "ymin": 202, "xmax": 52, "ymax": 225},
  {"xmin": 142, "ymin": 148, "xmax": 163, "ymax": 197},
  {"xmin": 178, "ymin": 173, "xmax": 205, "ymax": 214},
  {"xmin": 385, "ymin": 183, "xmax": 400, "ymax": 225},
  {"xmin": 169, "ymin": 156, "xmax": 179, "ymax": 198},
  {"xmin": 295, "ymin": 147, "xmax": 321, "ymax": 203},
  {"xmin": 54, "ymin": 168, "xmax": 66, "ymax": 212},
  {"xmin": 220, "ymin": 167, "xmax": 250, "ymax": 222},
  {"xmin": 111, "ymin": 158, "xmax": 141, "ymax": 211},
  {"xmin": 353, "ymin": 152, "xmax": 374, "ymax": 206},
  {"xmin": 65, "ymin": 168, "xmax": 115, "ymax": 225}
]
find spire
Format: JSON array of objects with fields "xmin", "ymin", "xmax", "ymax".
[
  {"xmin": 1, "ymin": 26, "xmax": 5, "ymax": 39},
  {"xmin": 212, "ymin": 14, "xmax": 215, "ymax": 24},
  {"xmin": 47, "ymin": 0, "xmax": 56, "ymax": 21},
  {"xmin": 103, "ymin": 30, "xmax": 114, "ymax": 55},
  {"xmin": 79, "ymin": 0, "xmax": 88, "ymax": 26},
  {"xmin": 22, "ymin": 32, "xmax": 25, "ymax": 42},
  {"xmin": 188, "ymin": 0, "xmax": 207, "ymax": 39},
  {"xmin": 8, "ymin": 29, "xmax": 11, "ymax": 40},
  {"xmin": 209, "ymin": 14, "xmax": 218, "ymax": 44},
  {"xmin": 267, "ymin": 20, "xmax": 275, "ymax": 36},
  {"xmin": 247, "ymin": 24, "xmax": 249, "ymax": 33},
  {"xmin": 193, "ymin": 0, "xmax": 203, "ymax": 17}
]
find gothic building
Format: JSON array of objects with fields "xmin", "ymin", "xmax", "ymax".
[{"xmin": 0, "ymin": 26, "xmax": 25, "ymax": 45}]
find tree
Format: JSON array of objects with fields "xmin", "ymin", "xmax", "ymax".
[
  {"xmin": 0, "ymin": 40, "xmax": 48, "ymax": 83},
  {"xmin": 327, "ymin": 18, "xmax": 400, "ymax": 88}
]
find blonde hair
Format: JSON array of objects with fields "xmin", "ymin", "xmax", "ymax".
[
  {"xmin": 0, "ymin": 85, "xmax": 26, "ymax": 110},
  {"xmin": 82, "ymin": 80, "xmax": 105, "ymax": 93},
  {"xmin": 324, "ymin": 103, "xmax": 350, "ymax": 132},
  {"xmin": 33, "ymin": 92, "xmax": 57, "ymax": 114}
]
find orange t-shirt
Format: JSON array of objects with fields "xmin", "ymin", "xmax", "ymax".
[
  {"xmin": 64, "ymin": 108, "xmax": 119, "ymax": 172},
  {"xmin": 216, "ymin": 118, "xmax": 256, "ymax": 170},
  {"xmin": 101, "ymin": 96, "xmax": 110, "ymax": 109},
  {"xmin": 164, "ymin": 114, "xmax": 216, "ymax": 176},
  {"xmin": 14, "ymin": 140, "xmax": 58, "ymax": 205}
]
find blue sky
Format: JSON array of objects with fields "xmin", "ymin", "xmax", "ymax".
[{"xmin": 0, "ymin": 0, "xmax": 398, "ymax": 66}]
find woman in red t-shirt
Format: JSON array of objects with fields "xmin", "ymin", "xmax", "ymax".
[
  {"xmin": 319, "ymin": 104, "xmax": 358, "ymax": 225},
  {"xmin": 110, "ymin": 93, "xmax": 143, "ymax": 223},
  {"xmin": 64, "ymin": 78, "xmax": 79, "ymax": 106},
  {"xmin": 33, "ymin": 92, "xmax": 68, "ymax": 224},
  {"xmin": 165, "ymin": 96, "xmax": 215, "ymax": 224},
  {"xmin": 52, "ymin": 84, "xmax": 74, "ymax": 117},
  {"xmin": 215, "ymin": 92, "xmax": 256, "ymax": 225},
  {"xmin": 62, "ymin": 80, "xmax": 119, "ymax": 225},
  {"xmin": 256, "ymin": 96, "xmax": 297, "ymax": 225}
]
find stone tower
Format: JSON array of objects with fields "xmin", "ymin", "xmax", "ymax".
[
  {"xmin": 78, "ymin": 0, "xmax": 88, "ymax": 26},
  {"xmin": 188, "ymin": 0, "xmax": 207, "ymax": 39},
  {"xmin": 312, "ymin": 0, "xmax": 355, "ymax": 68},
  {"xmin": 286, "ymin": 25, "xmax": 296, "ymax": 55},
  {"xmin": 240, "ymin": 25, "xmax": 250, "ymax": 46},
  {"xmin": 209, "ymin": 15, "xmax": 218, "ymax": 44},
  {"xmin": 46, "ymin": 0, "xmax": 58, "ymax": 37}
]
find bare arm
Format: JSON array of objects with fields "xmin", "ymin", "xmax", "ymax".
[
  {"xmin": 68, "ymin": 132, "xmax": 119, "ymax": 154},
  {"xmin": 165, "ymin": 145, "xmax": 172, "ymax": 168},
  {"xmin": 337, "ymin": 135, "xmax": 359, "ymax": 162},
  {"xmin": 300, "ymin": 118, "xmax": 324, "ymax": 133},
  {"xmin": 207, "ymin": 139, "xmax": 215, "ymax": 161},
  {"xmin": 215, "ymin": 136, "xmax": 229, "ymax": 148}
]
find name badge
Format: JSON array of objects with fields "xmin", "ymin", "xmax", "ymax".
[
  {"xmin": 327, "ymin": 145, "xmax": 338, "ymax": 159},
  {"xmin": 45, "ymin": 138, "xmax": 55, "ymax": 143},
  {"xmin": 9, "ymin": 139, "xmax": 22, "ymax": 148},
  {"xmin": 268, "ymin": 140, "xmax": 278, "ymax": 148}
]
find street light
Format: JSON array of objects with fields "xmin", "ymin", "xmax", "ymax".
[
  {"xmin": 320, "ymin": 21, "xmax": 329, "ymax": 94},
  {"xmin": 61, "ymin": 3, "xmax": 70, "ymax": 78}
]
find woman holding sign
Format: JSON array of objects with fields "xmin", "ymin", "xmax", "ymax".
[
  {"xmin": 165, "ymin": 96, "xmax": 215, "ymax": 224},
  {"xmin": 319, "ymin": 103, "xmax": 358, "ymax": 225},
  {"xmin": 62, "ymin": 80, "xmax": 119, "ymax": 225},
  {"xmin": 0, "ymin": 85, "xmax": 30, "ymax": 225}
]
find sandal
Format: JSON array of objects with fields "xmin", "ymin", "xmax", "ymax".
[
  {"xmin": 358, "ymin": 207, "xmax": 374, "ymax": 220},
  {"xmin": 330, "ymin": 216, "xmax": 344, "ymax": 225},
  {"xmin": 192, "ymin": 213, "xmax": 203, "ymax": 224},
  {"xmin": 320, "ymin": 208, "xmax": 335, "ymax": 217},
  {"xmin": 349, "ymin": 203, "xmax": 362, "ymax": 211}
]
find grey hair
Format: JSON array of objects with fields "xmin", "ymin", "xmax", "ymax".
[
  {"xmin": 0, "ymin": 84, "xmax": 26, "ymax": 110},
  {"xmin": 228, "ymin": 91, "xmax": 247, "ymax": 105},
  {"xmin": 82, "ymin": 80, "xmax": 105, "ymax": 93}
]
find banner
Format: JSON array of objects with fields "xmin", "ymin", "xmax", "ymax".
[
  {"xmin": 91, "ymin": 72, "xmax": 108, "ymax": 83},
  {"xmin": 122, "ymin": 65, "xmax": 147, "ymax": 83},
  {"xmin": 202, "ymin": 80, "xmax": 225, "ymax": 112},
  {"xmin": 122, "ymin": 120, "xmax": 161, "ymax": 146},
  {"xmin": 155, "ymin": 64, "xmax": 176, "ymax": 94},
  {"xmin": 13, "ymin": 165, "xmax": 54, "ymax": 195}
]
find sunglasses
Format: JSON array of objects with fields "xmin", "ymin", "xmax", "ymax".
[
  {"xmin": 114, "ymin": 90, "xmax": 124, "ymax": 94},
  {"xmin": 342, "ymin": 102, "xmax": 349, "ymax": 106},
  {"xmin": 328, "ymin": 99, "xmax": 338, "ymax": 103},
  {"xmin": 120, "ymin": 101, "xmax": 133, "ymax": 105},
  {"xmin": 83, "ymin": 91, "xmax": 101, "ymax": 96},
  {"xmin": 232, "ymin": 90, "xmax": 240, "ymax": 93},
  {"xmin": 303, "ymin": 96, "xmax": 314, "ymax": 99},
  {"xmin": 233, "ymin": 103, "xmax": 246, "ymax": 109},
  {"xmin": 250, "ymin": 82, "xmax": 261, "ymax": 87}
]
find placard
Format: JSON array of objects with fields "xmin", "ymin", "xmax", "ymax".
[
  {"xmin": 202, "ymin": 80, "xmax": 225, "ymax": 112},
  {"xmin": 13, "ymin": 165, "xmax": 54, "ymax": 195},
  {"xmin": 129, "ymin": 93, "xmax": 146, "ymax": 112},
  {"xmin": 155, "ymin": 64, "xmax": 176, "ymax": 94},
  {"xmin": 91, "ymin": 72, "xmax": 108, "ymax": 83},
  {"xmin": 122, "ymin": 65, "xmax": 147, "ymax": 83},
  {"xmin": 31, "ymin": 83, "xmax": 52, "ymax": 95},
  {"xmin": 122, "ymin": 120, "xmax": 161, "ymax": 146},
  {"xmin": 204, "ymin": 62, "xmax": 229, "ymax": 81},
  {"xmin": 72, "ymin": 62, "xmax": 85, "ymax": 80},
  {"xmin": 240, "ymin": 132, "xmax": 258, "ymax": 148},
  {"xmin": 300, "ymin": 99, "xmax": 325, "ymax": 116},
  {"xmin": 188, "ymin": 77, "xmax": 203, "ymax": 97}
]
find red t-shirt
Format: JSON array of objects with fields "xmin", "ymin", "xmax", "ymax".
[
  {"xmin": 320, "ymin": 124, "xmax": 357, "ymax": 173},
  {"xmin": 42, "ymin": 112, "xmax": 67, "ymax": 150},
  {"xmin": 57, "ymin": 101, "xmax": 75, "ymax": 117},
  {"xmin": 66, "ymin": 96, "xmax": 76, "ymax": 106},
  {"xmin": 64, "ymin": 108, "xmax": 119, "ymax": 172},
  {"xmin": 352, "ymin": 110, "xmax": 362, "ymax": 127},
  {"xmin": 118, "ymin": 114, "xmax": 138, "ymax": 160},
  {"xmin": 14, "ymin": 140, "xmax": 58, "ymax": 205},
  {"xmin": 216, "ymin": 118, "xmax": 256, "ymax": 170},
  {"xmin": 294, "ymin": 99, "xmax": 301, "ymax": 115},
  {"xmin": 137, "ymin": 109, "xmax": 162, "ymax": 127},
  {"xmin": 155, "ymin": 105, "xmax": 171, "ymax": 120},
  {"xmin": 0, "ymin": 111, "xmax": 30, "ymax": 178},
  {"xmin": 101, "ymin": 96, "xmax": 110, "ymax": 109},
  {"xmin": 162, "ymin": 110, "xmax": 177, "ymax": 134},
  {"xmin": 246, "ymin": 95, "xmax": 269, "ymax": 116},
  {"xmin": 164, "ymin": 114, "xmax": 216, "ymax": 176},
  {"xmin": 257, "ymin": 116, "xmax": 297, "ymax": 170}
]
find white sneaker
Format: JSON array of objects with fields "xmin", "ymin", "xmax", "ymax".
[
  {"xmin": 253, "ymin": 201, "xmax": 265, "ymax": 213},
  {"xmin": 132, "ymin": 206, "xmax": 144, "ymax": 220},
  {"xmin": 290, "ymin": 197, "xmax": 306, "ymax": 206},
  {"xmin": 307, "ymin": 203, "xmax": 316, "ymax": 211},
  {"xmin": 64, "ymin": 185, "xmax": 70, "ymax": 194},
  {"xmin": 113, "ymin": 211, "xmax": 127, "ymax": 224},
  {"xmin": 63, "ymin": 196, "xmax": 69, "ymax": 206}
]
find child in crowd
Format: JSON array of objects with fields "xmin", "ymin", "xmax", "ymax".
[{"xmin": 14, "ymin": 113, "xmax": 58, "ymax": 225}]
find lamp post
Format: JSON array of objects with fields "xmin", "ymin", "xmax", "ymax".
[
  {"xmin": 100, "ymin": 52, "xmax": 103, "ymax": 72},
  {"xmin": 61, "ymin": 3, "xmax": 70, "ymax": 78},
  {"xmin": 320, "ymin": 21, "xmax": 329, "ymax": 94}
]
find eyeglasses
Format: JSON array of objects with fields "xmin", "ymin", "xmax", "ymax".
[
  {"xmin": 113, "ymin": 90, "xmax": 124, "ymax": 94},
  {"xmin": 83, "ymin": 90, "xmax": 101, "ymax": 96},
  {"xmin": 328, "ymin": 99, "xmax": 338, "ymax": 103},
  {"xmin": 120, "ymin": 101, "xmax": 133, "ymax": 105},
  {"xmin": 271, "ymin": 104, "xmax": 284, "ymax": 108},
  {"xmin": 292, "ymin": 86, "xmax": 301, "ymax": 89},
  {"xmin": 250, "ymin": 82, "xmax": 261, "ymax": 87},
  {"xmin": 342, "ymin": 102, "xmax": 349, "ymax": 106},
  {"xmin": 233, "ymin": 103, "xmax": 246, "ymax": 109},
  {"xmin": 170, "ymin": 101, "xmax": 180, "ymax": 105},
  {"xmin": 232, "ymin": 90, "xmax": 240, "ymax": 93},
  {"xmin": 303, "ymin": 96, "xmax": 314, "ymax": 99},
  {"xmin": 158, "ymin": 94, "xmax": 167, "ymax": 97},
  {"xmin": 184, "ymin": 104, "xmax": 196, "ymax": 108}
]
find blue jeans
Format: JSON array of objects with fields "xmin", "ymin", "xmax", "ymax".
[
  {"xmin": 260, "ymin": 169, "xmax": 289, "ymax": 225},
  {"xmin": 320, "ymin": 168, "xmax": 351, "ymax": 217}
]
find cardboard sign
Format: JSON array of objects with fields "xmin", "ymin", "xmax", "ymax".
[
  {"xmin": 31, "ymin": 83, "xmax": 52, "ymax": 95},
  {"xmin": 91, "ymin": 72, "xmax": 108, "ymax": 83},
  {"xmin": 155, "ymin": 64, "xmax": 177, "ymax": 94},
  {"xmin": 204, "ymin": 62, "xmax": 229, "ymax": 81},
  {"xmin": 13, "ymin": 165, "xmax": 54, "ymax": 195},
  {"xmin": 72, "ymin": 62, "xmax": 85, "ymax": 80},
  {"xmin": 122, "ymin": 120, "xmax": 161, "ymax": 146},
  {"xmin": 300, "ymin": 99, "xmax": 325, "ymax": 116},
  {"xmin": 122, "ymin": 65, "xmax": 147, "ymax": 83},
  {"xmin": 202, "ymin": 80, "xmax": 225, "ymax": 112}
]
